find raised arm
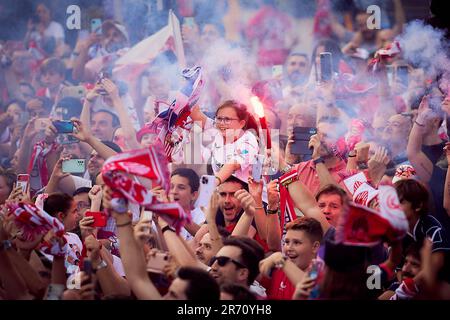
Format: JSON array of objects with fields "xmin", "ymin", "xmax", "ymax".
[
  {"xmin": 309, "ymin": 134, "xmax": 339, "ymax": 189},
  {"xmin": 205, "ymin": 192, "xmax": 224, "ymax": 255},
  {"xmin": 190, "ymin": 105, "xmax": 208, "ymax": 129},
  {"xmin": 232, "ymin": 189, "xmax": 256, "ymax": 237},
  {"xmin": 406, "ymin": 100, "xmax": 434, "ymax": 184},
  {"xmin": 391, "ymin": 0, "xmax": 406, "ymax": 36},
  {"xmin": 84, "ymin": 235, "xmax": 131, "ymax": 297},
  {"xmin": 266, "ymin": 180, "xmax": 282, "ymax": 252},
  {"xmin": 101, "ymin": 78, "xmax": 140, "ymax": 149},
  {"xmin": 247, "ymin": 178, "xmax": 267, "ymax": 240},
  {"xmin": 287, "ymin": 179, "xmax": 331, "ymax": 235},
  {"xmin": 104, "ymin": 187, "xmax": 162, "ymax": 300}
]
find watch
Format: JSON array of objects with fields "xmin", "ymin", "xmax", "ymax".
[
  {"xmin": 0, "ymin": 240, "xmax": 12, "ymax": 252},
  {"xmin": 313, "ymin": 157, "xmax": 325, "ymax": 165},
  {"xmin": 95, "ymin": 260, "xmax": 108, "ymax": 272},
  {"xmin": 267, "ymin": 208, "xmax": 279, "ymax": 215}
]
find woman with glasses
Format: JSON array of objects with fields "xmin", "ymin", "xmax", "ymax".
[{"xmin": 191, "ymin": 100, "xmax": 260, "ymax": 185}]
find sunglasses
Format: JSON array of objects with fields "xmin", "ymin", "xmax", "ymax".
[{"xmin": 209, "ymin": 256, "xmax": 246, "ymax": 269}]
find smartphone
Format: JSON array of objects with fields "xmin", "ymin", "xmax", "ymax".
[
  {"xmin": 252, "ymin": 155, "xmax": 265, "ymax": 183},
  {"xmin": 85, "ymin": 211, "xmax": 107, "ymax": 228},
  {"xmin": 62, "ymin": 159, "xmax": 86, "ymax": 173},
  {"xmin": 82, "ymin": 259, "xmax": 93, "ymax": 285},
  {"xmin": 272, "ymin": 65, "xmax": 283, "ymax": 78},
  {"xmin": 96, "ymin": 72, "xmax": 108, "ymax": 95},
  {"xmin": 60, "ymin": 85, "xmax": 86, "ymax": 100},
  {"xmin": 195, "ymin": 175, "xmax": 216, "ymax": 208},
  {"xmin": 56, "ymin": 134, "xmax": 80, "ymax": 145},
  {"xmin": 183, "ymin": 17, "xmax": 195, "ymax": 27},
  {"xmin": 142, "ymin": 210, "xmax": 153, "ymax": 221},
  {"xmin": 16, "ymin": 174, "xmax": 30, "ymax": 193},
  {"xmin": 53, "ymin": 120, "xmax": 74, "ymax": 134},
  {"xmin": 291, "ymin": 127, "xmax": 317, "ymax": 156},
  {"xmin": 320, "ymin": 52, "xmax": 333, "ymax": 82},
  {"xmin": 90, "ymin": 18, "xmax": 102, "ymax": 34},
  {"xmin": 396, "ymin": 65, "xmax": 409, "ymax": 87},
  {"xmin": 146, "ymin": 252, "xmax": 170, "ymax": 274}
]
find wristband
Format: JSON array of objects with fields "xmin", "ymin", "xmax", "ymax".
[
  {"xmin": 414, "ymin": 120, "xmax": 425, "ymax": 127},
  {"xmin": 161, "ymin": 225, "xmax": 175, "ymax": 234},
  {"xmin": 267, "ymin": 208, "xmax": 279, "ymax": 215},
  {"xmin": 313, "ymin": 157, "xmax": 325, "ymax": 165}
]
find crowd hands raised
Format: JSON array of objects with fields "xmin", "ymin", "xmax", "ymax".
[{"xmin": 0, "ymin": 0, "xmax": 450, "ymax": 301}]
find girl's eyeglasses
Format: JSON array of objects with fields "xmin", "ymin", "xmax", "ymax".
[{"xmin": 214, "ymin": 117, "xmax": 239, "ymax": 125}]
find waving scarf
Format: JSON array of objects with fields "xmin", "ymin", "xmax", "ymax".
[
  {"xmin": 5, "ymin": 202, "xmax": 67, "ymax": 257},
  {"xmin": 148, "ymin": 66, "xmax": 204, "ymax": 161},
  {"xmin": 101, "ymin": 143, "xmax": 191, "ymax": 232}
]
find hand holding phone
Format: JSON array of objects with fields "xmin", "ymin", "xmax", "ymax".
[
  {"xmin": 146, "ymin": 252, "xmax": 170, "ymax": 274},
  {"xmin": 252, "ymin": 155, "xmax": 265, "ymax": 183},
  {"xmin": 85, "ymin": 211, "xmax": 107, "ymax": 228},
  {"xmin": 62, "ymin": 159, "xmax": 86, "ymax": 173},
  {"xmin": 291, "ymin": 127, "xmax": 317, "ymax": 156},
  {"xmin": 53, "ymin": 120, "xmax": 74, "ymax": 134},
  {"xmin": 16, "ymin": 174, "xmax": 30, "ymax": 194},
  {"xmin": 320, "ymin": 52, "xmax": 333, "ymax": 82},
  {"xmin": 90, "ymin": 18, "xmax": 102, "ymax": 34},
  {"xmin": 195, "ymin": 175, "xmax": 216, "ymax": 208}
]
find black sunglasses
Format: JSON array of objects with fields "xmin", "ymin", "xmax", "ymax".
[{"xmin": 210, "ymin": 256, "xmax": 246, "ymax": 269}]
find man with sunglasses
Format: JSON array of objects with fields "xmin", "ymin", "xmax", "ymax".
[{"xmin": 209, "ymin": 236, "xmax": 265, "ymax": 297}]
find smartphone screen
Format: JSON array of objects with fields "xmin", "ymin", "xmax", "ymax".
[
  {"xmin": 396, "ymin": 65, "xmax": 409, "ymax": 87},
  {"xmin": 17, "ymin": 174, "xmax": 30, "ymax": 193},
  {"xmin": 252, "ymin": 155, "xmax": 265, "ymax": 183},
  {"xmin": 90, "ymin": 18, "xmax": 102, "ymax": 34},
  {"xmin": 320, "ymin": 52, "xmax": 332, "ymax": 82},
  {"xmin": 291, "ymin": 127, "xmax": 317, "ymax": 156},
  {"xmin": 85, "ymin": 211, "xmax": 107, "ymax": 228},
  {"xmin": 57, "ymin": 134, "xmax": 79, "ymax": 145},
  {"xmin": 272, "ymin": 65, "xmax": 283, "ymax": 78},
  {"xmin": 195, "ymin": 175, "xmax": 216, "ymax": 208},
  {"xmin": 62, "ymin": 159, "xmax": 86, "ymax": 173},
  {"xmin": 53, "ymin": 120, "xmax": 74, "ymax": 133},
  {"xmin": 183, "ymin": 17, "xmax": 195, "ymax": 27}
]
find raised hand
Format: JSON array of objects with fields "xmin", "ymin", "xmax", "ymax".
[
  {"xmin": 70, "ymin": 118, "xmax": 92, "ymax": 142},
  {"xmin": 267, "ymin": 179, "xmax": 280, "ymax": 211},
  {"xmin": 234, "ymin": 189, "xmax": 256, "ymax": 216}
]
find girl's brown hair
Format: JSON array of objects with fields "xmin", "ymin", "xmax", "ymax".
[{"xmin": 215, "ymin": 100, "xmax": 260, "ymax": 138}]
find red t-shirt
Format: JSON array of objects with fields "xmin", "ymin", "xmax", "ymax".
[
  {"xmin": 225, "ymin": 223, "xmax": 270, "ymax": 253},
  {"xmin": 266, "ymin": 269, "xmax": 295, "ymax": 300}
]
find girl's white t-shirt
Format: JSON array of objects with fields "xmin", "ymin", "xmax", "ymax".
[{"xmin": 209, "ymin": 129, "xmax": 259, "ymax": 184}]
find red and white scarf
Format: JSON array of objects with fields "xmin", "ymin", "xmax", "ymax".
[
  {"xmin": 5, "ymin": 202, "xmax": 67, "ymax": 257},
  {"xmin": 278, "ymin": 169, "xmax": 300, "ymax": 236},
  {"xmin": 101, "ymin": 143, "xmax": 191, "ymax": 232},
  {"xmin": 27, "ymin": 141, "xmax": 58, "ymax": 196}
]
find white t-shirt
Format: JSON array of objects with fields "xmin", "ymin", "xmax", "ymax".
[
  {"xmin": 180, "ymin": 207, "xmax": 205, "ymax": 241},
  {"xmin": 203, "ymin": 119, "xmax": 259, "ymax": 183},
  {"xmin": 44, "ymin": 21, "xmax": 65, "ymax": 42}
]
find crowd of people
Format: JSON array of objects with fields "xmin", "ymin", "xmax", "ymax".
[{"xmin": 0, "ymin": 0, "xmax": 449, "ymax": 301}]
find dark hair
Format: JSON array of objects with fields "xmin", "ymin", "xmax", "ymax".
[
  {"xmin": 404, "ymin": 242, "xmax": 422, "ymax": 262},
  {"xmin": 94, "ymin": 109, "xmax": 120, "ymax": 128},
  {"xmin": 19, "ymin": 82, "xmax": 36, "ymax": 96},
  {"xmin": 3, "ymin": 99, "xmax": 26, "ymax": 112},
  {"xmin": 315, "ymin": 184, "xmax": 348, "ymax": 204},
  {"xmin": 288, "ymin": 52, "xmax": 309, "ymax": 61},
  {"xmin": 73, "ymin": 187, "xmax": 91, "ymax": 197},
  {"xmin": 43, "ymin": 193, "xmax": 74, "ymax": 217},
  {"xmin": 171, "ymin": 168, "xmax": 200, "ymax": 193},
  {"xmin": 101, "ymin": 140, "xmax": 122, "ymax": 154},
  {"xmin": 222, "ymin": 236, "xmax": 265, "ymax": 286},
  {"xmin": 176, "ymin": 267, "xmax": 220, "ymax": 300},
  {"xmin": 321, "ymin": 240, "xmax": 372, "ymax": 299},
  {"xmin": 40, "ymin": 57, "xmax": 66, "ymax": 76},
  {"xmin": 223, "ymin": 175, "xmax": 248, "ymax": 191},
  {"xmin": 0, "ymin": 166, "xmax": 16, "ymax": 194},
  {"xmin": 56, "ymin": 97, "xmax": 83, "ymax": 120},
  {"xmin": 215, "ymin": 100, "xmax": 259, "ymax": 138},
  {"xmin": 285, "ymin": 217, "xmax": 323, "ymax": 244},
  {"xmin": 394, "ymin": 179, "xmax": 429, "ymax": 216},
  {"xmin": 220, "ymin": 282, "xmax": 257, "ymax": 300},
  {"xmin": 28, "ymin": 97, "xmax": 53, "ymax": 115}
]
